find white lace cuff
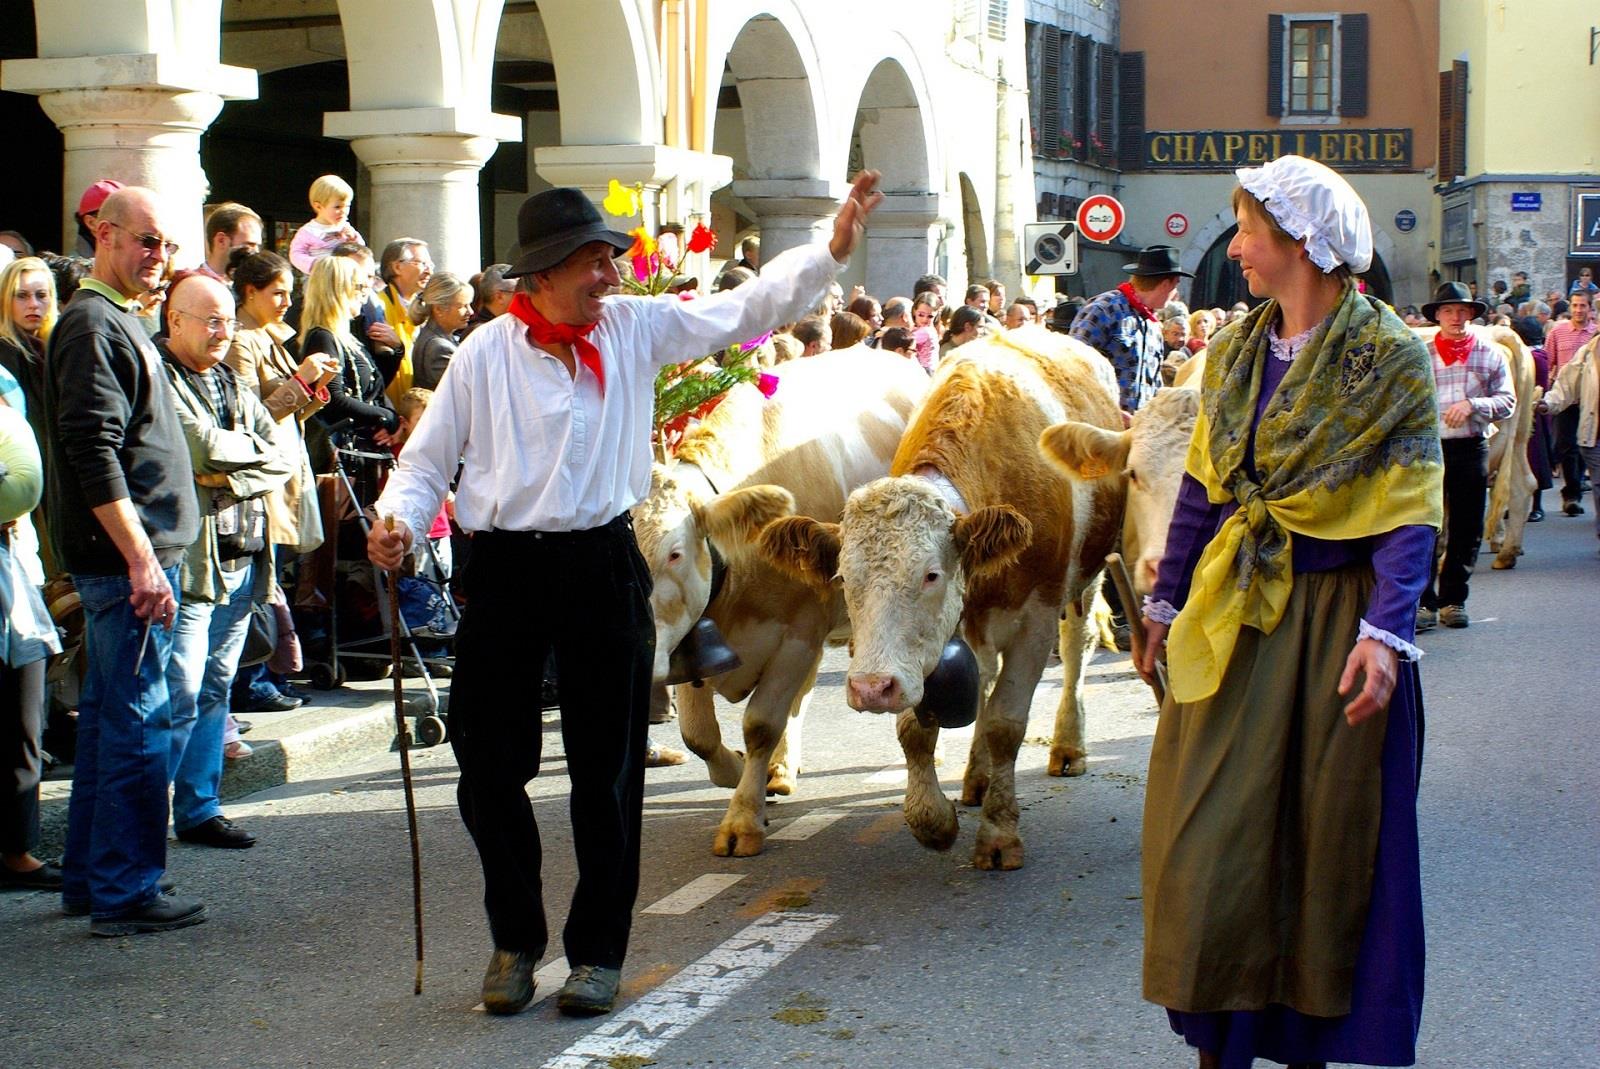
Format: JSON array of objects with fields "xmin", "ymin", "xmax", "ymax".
[
  {"xmin": 1142, "ymin": 596, "xmax": 1179, "ymax": 625},
  {"xmin": 1359, "ymin": 618, "xmax": 1424, "ymax": 662}
]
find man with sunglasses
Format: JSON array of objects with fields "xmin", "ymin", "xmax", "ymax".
[{"xmin": 44, "ymin": 186, "xmax": 204, "ymax": 936}]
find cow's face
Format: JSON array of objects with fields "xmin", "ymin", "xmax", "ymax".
[
  {"xmin": 761, "ymin": 477, "xmax": 1030, "ymax": 711},
  {"xmin": 1040, "ymin": 386, "xmax": 1197, "ymax": 594},
  {"xmin": 632, "ymin": 465, "xmax": 795, "ymax": 682}
]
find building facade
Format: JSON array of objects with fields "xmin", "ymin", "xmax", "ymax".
[
  {"xmin": 0, "ymin": 0, "xmax": 1042, "ymax": 303},
  {"xmin": 1435, "ymin": 0, "xmax": 1600, "ymax": 300}
]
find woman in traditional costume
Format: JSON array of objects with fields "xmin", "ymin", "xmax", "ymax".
[{"xmin": 1137, "ymin": 155, "xmax": 1443, "ymax": 1068}]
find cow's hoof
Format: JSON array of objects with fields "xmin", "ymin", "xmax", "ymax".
[
  {"xmin": 973, "ymin": 826, "xmax": 1024, "ymax": 871},
  {"xmin": 766, "ymin": 764, "xmax": 796, "ymax": 797},
  {"xmin": 1048, "ymin": 749, "xmax": 1087, "ymax": 777},
  {"xmin": 959, "ymin": 777, "xmax": 988, "ymax": 807},
  {"xmin": 906, "ymin": 799, "xmax": 959, "ymax": 852},
  {"xmin": 1491, "ymin": 555, "xmax": 1516, "ymax": 570},
  {"xmin": 712, "ymin": 822, "xmax": 765, "ymax": 858}
]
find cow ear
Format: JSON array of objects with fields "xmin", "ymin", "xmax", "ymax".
[
  {"xmin": 692, "ymin": 485, "xmax": 796, "ymax": 554},
  {"xmin": 1038, "ymin": 421, "xmax": 1131, "ymax": 481},
  {"xmin": 758, "ymin": 516, "xmax": 841, "ymax": 592},
  {"xmin": 952, "ymin": 506, "xmax": 1032, "ymax": 582}
]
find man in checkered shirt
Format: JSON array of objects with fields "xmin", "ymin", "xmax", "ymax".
[{"xmin": 1416, "ymin": 282, "xmax": 1516, "ymax": 632}]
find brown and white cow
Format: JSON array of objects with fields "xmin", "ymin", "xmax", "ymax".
[
  {"xmin": 632, "ymin": 347, "xmax": 929, "ymax": 857},
  {"xmin": 759, "ymin": 327, "xmax": 1125, "ymax": 870}
]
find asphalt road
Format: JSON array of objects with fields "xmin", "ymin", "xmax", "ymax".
[{"xmin": 3, "ymin": 515, "xmax": 1595, "ymax": 1068}]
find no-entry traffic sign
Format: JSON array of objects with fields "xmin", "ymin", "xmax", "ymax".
[{"xmin": 1076, "ymin": 194, "xmax": 1126, "ymax": 243}]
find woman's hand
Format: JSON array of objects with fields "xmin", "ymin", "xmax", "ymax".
[
  {"xmin": 1338, "ymin": 637, "xmax": 1398, "ymax": 725},
  {"xmin": 296, "ymin": 352, "xmax": 339, "ymax": 388},
  {"xmin": 1137, "ymin": 618, "xmax": 1169, "ymax": 687}
]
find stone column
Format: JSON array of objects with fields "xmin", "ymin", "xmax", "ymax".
[
  {"xmin": 325, "ymin": 108, "xmax": 519, "ymax": 276},
  {"xmin": 2, "ymin": 54, "xmax": 256, "ymax": 260},
  {"xmin": 863, "ymin": 193, "xmax": 942, "ymax": 299},
  {"xmin": 733, "ymin": 180, "xmax": 846, "ymax": 264}
]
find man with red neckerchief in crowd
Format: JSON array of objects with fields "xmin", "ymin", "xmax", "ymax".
[
  {"xmin": 1415, "ymin": 281, "xmax": 1516, "ymax": 632},
  {"xmin": 1069, "ymin": 244, "xmax": 1193, "ymax": 418},
  {"xmin": 368, "ymin": 172, "xmax": 885, "ymax": 1021}
]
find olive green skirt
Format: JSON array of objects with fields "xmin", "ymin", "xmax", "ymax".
[{"xmin": 1143, "ymin": 566, "xmax": 1388, "ymax": 1018}]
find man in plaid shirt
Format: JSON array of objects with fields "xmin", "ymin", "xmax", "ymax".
[
  {"xmin": 1416, "ymin": 282, "xmax": 1516, "ymax": 631},
  {"xmin": 1069, "ymin": 245, "xmax": 1191, "ymax": 416}
]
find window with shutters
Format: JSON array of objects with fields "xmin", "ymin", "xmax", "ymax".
[
  {"xmin": 1024, "ymin": 23, "xmax": 1121, "ymax": 167},
  {"xmin": 1268, "ymin": 12, "xmax": 1368, "ymax": 123}
]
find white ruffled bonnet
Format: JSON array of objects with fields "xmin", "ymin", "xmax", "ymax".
[{"xmin": 1235, "ymin": 155, "xmax": 1373, "ymax": 274}]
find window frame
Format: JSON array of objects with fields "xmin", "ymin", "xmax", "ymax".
[{"xmin": 1277, "ymin": 12, "xmax": 1344, "ymax": 126}]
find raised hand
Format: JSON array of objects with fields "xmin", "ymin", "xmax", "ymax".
[{"xmin": 829, "ymin": 170, "xmax": 885, "ymax": 263}]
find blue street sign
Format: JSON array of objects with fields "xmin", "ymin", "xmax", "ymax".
[
  {"xmin": 1394, "ymin": 209, "xmax": 1417, "ymax": 233},
  {"xmin": 1511, "ymin": 192, "xmax": 1542, "ymax": 212}
]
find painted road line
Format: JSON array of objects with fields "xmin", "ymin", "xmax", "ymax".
[
  {"xmin": 767, "ymin": 810, "xmax": 847, "ymax": 841},
  {"xmin": 640, "ymin": 873, "xmax": 746, "ymax": 915},
  {"xmin": 541, "ymin": 911, "xmax": 839, "ymax": 1069}
]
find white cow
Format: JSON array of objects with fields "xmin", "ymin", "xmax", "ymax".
[{"xmin": 632, "ymin": 347, "xmax": 929, "ymax": 856}]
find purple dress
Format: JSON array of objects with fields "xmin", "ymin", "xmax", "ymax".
[{"xmin": 1150, "ymin": 353, "xmax": 1433, "ymax": 1067}]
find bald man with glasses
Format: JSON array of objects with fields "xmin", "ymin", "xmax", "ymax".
[{"xmin": 44, "ymin": 186, "xmax": 205, "ymax": 936}]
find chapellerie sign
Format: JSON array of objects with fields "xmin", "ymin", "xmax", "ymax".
[{"xmin": 1142, "ymin": 129, "xmax": 1412, "ymax": 172}]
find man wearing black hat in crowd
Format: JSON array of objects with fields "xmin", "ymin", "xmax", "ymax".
[
  {"xmin": 1069, "ymin": 244, "xmax": 1193, "ymax": 418},
  {"xmin": 1415, "ymin": 281, "xmax": 1516, "ymax": 632},
  {"xmin": 368, "ymin": 172, "xmax": 885, "ymax": 1018}
]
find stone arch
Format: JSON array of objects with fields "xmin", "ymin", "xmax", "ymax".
[
  {"xmin": 714, "ymin": 7, "xmax": 827, "ymax": 181},
  {"xmin": 845, "ymin": 51, "xmax": 940, "ymax": 298},
  {"xmin": 535, "ymin": 0, "xmax": 657, "ymax": 146},
  {"xmin": 335, "ymin": 0, "xmax": 503, "ymax": 114},
  {"xmin": 960, "ymin": 172, "xmax": 990, "ymax": 282}
]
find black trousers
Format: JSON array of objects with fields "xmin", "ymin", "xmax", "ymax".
[
  {"xmin": 447, "ymin": 517, "xmax": 654, "ymax": 968},
  {"xmin": 1553, "ymin": 406, "xmax": 1583, "ymax": 502},
  {"xmin": 2, "ymin": 660, "xmax": 47, "ymax": 856},
  {"xmin": 1423, "ymin": 436, "xmax": 1488, "ymax": 610}
]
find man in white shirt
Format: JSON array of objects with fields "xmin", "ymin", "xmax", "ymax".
[{"xmin": 369, "ymin": 172, "xmax": 884, "ymax": 1017}]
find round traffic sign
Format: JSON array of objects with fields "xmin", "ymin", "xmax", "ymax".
[
  {"xmin": 1076, "ymin": 194, "xmax": 1126, "ymax": 243},
  {"xmin": 1165, "ymin": 212, "xmax": 1188, "ymax": 237}
]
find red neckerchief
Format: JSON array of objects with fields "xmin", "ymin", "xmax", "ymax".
[
  {"xmin": 1433, "ymin": 332, "xmax": 1474, "ymax": 367},
  {"xmin": 1118, "ymin": 282, "xmax": 1158, "ymax": 321},
  {"xmin": 508, "ymin": 291, "xmax": 604, "ymax": 394}
]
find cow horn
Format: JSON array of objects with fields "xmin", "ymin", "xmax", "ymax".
[
  {"xmin": 663, "ymin": 616, "xmax": 742, "ymax": 685},
  {"xmin": 914, "ymin": 636, "xmax": 980, "ymax": 729}
]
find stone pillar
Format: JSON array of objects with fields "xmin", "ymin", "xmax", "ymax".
[
  {"xmin": 864, "ymin": 193, "xmax": 941, "ymax": 299},
  {"xmin": 2, "ymin": 54, "xmax": 256, "ymax": 261},
  {"xmin": 325, "ymin": 108, "xmax": 519, "ymax": 276},
  {"xmin": 733, "ymin": 180, "xmax": 846, "ymax": 264}
]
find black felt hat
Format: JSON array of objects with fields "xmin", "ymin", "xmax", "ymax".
[
  {"xmin": 1120, "ymin": 244, "xmax": 1194, "ymax": 278},
  {"xmin": 504, "ymin": 188, "xmax": 634, "ymax": 277},
  {"xmin": 1422, "ymin": 281, "xmax": 1489, "ymax": 322}
]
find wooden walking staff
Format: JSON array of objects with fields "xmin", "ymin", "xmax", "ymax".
[
  {"xmin": 1104, "ymin": 552, "xmax": 1167, "ymax": 706},
  {"xmin": 384, "ymin": 515, "xmax": 426, "ymax": 995}
]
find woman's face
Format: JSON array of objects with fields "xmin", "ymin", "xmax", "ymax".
[
  {"xmin": 1227, "ymin": 206, "xmax": 1302, "ymax": 299},
  {"xmin": 244, "ymin": 272, "xmax": 292, "ymax": 325},
  {"xmin": 434, "ymin": 290, "xmax": 474, "ymax": 332},
  {"xmin": 11, "ymin": 270, "xmax": 52, "ymax": 336}
]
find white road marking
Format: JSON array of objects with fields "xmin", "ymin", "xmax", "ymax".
[
  {"xmin": 541, "ymin": 912, "xmax": 839, "ymax": 1069},
  {"xmin": 865, "ymin": 765, "xmax": 907, "ymax": 784},
  {"xmin": 767, "ymin": 810, "xmax": 847, "ymax": 841},
  {"xmin": 640, "ymin": 873, "xmax": 746, "ymax": 915}
]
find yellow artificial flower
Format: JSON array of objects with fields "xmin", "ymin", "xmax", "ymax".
[{"xmin": 604, "ymin": 179, "xmax": 641, "ymax": 218}]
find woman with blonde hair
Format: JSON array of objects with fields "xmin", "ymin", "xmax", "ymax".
[
  {"xmin": 0, "ymin": 257, "xmax": 58, "ymax": 429},
  {"xmin": 408, "ymin": 272, "xmax": 474, "ymax": 390},
  {"xmin": 1186, "ymin": 308, "xmax": 1216, "ymax": 354},
  {"xmin": 300, "ymin": 254, "xmax": 398, "ymax": 459}
]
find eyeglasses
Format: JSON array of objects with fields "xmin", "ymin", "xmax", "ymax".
[
  {"xmin": 106, "ymin": 220, "xmax": 180, "ymax": 259},
  {"xmin": 397, "ymin": 257, "xmax": 433, "ymax": 270},
  {"xmin": 173, "ymin": 310, "xmax": 241, "ymax": 335}
]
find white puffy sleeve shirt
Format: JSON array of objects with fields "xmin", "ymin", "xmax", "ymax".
[{"xmin": 376, "ymin": 242, "xmax": 841, "ymax": 537}]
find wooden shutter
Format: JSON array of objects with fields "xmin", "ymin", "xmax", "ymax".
[
  {"xmin": 1040, "ymin": 29, "xmax": 1061, "ymax": 159},
  {"xmin": 1267, "ymin": 13, "xmax": 1285, "ymax": 117},
  {"xmin": 1117, "ymin": 50, "xmax": 1145, "ymax": 171},
  {"xmin": 1451, "ymin": 59, "xmax": 1468, "ymax": 177},
  {"xmin": 1074, "ymin": 34, "xmax": 1094, "ymax": 157},
  {"xmin": 1438, "ymin": 60, "xmax": 1468, "ymax": 180},
  {"xmin": 1096, "ymin": 42, "xmax": 1118, "ymax": 165},
  {"xmin": 1339, "ymin": 13, "xmax": 1369, "ymax": 117}
]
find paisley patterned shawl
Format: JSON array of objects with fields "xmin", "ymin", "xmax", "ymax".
[{"xmin": 1167, "ymin": 283, "xmax": 1443, "ymax": 704}]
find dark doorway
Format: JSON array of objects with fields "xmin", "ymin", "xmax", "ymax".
[
  {"xmin": 0, "ymin": 1, "xmax": 66, "ymax": 254},
  {"xmin": 1190, "ymin": 224, "xmax": 1394, "ymax": 310}
]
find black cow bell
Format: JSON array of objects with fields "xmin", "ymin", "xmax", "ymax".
[
  {"xmin": 915, "ymin": 636, "xmax": 980, "ymax": 729},
  {"xmin": 664, "ymin": 616, "xmax": 742, "ymax": 685}
]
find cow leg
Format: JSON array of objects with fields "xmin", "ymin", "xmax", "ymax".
[
  {"xmin": 713, "ymin": 652, "xmax": 817, "ymax": 857},
  {"xmin": 897, "ymin": 709, "xmax": 958, "ymax": 851},
  {"xmin": 676, "ymin": 682, "xmax": 742, "ymax": 789},
  {"xmin": 960, "ymin": 644, "xmax": 1000, "ymax": 807},
  {"xmin": 973, "ymin": 606, "xmax": 1056, "ymax": 870},
  {"xmin": 1491, "ymin": 448, "xmax": 1534, "ymax": 569},
  {"xmin": 1048, "ymin": 585, "xmax": 1096, "ymax": 778},
  {"xmin": 767, "ymin": 688, "xmax": 809, "ymax": 797}
]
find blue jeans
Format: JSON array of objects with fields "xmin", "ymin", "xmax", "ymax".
[
  {"xmin": 168, "ymin": 563, "xmax": 255, "ymax": 834},
  {"xmin": 61, "ymin": 567, "xmax": 182, "ymax": 918}
]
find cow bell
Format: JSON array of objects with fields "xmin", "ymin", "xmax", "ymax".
[
  {"xmin": 664, "ymin": 616, "xmax": 742, "ymax": 685},
  {"xmin": 914, "ymin": 636, "xmax": 980, "ymax": 729}
]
